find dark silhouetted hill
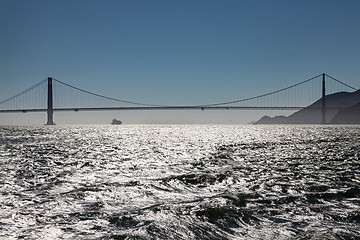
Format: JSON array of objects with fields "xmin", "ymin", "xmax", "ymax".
[
  {"xmin": 255, "ymin": 89, "xmax": 360, "ymax": 124},
  {"xmin": 330, "ymin": 102, "xmax": 360, "ymax": 124}
]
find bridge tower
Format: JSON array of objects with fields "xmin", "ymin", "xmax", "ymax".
[
  {"xmin": 321, "ymin": 73, "xmax": 326, "ymax": 124},
  {"xmin": 46, "ymin": 77, "xmax": 55, "ymax": 125}
]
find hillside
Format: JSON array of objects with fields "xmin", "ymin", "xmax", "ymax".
[
  {"xmin": 330, "ymin": 102, "xmax": 360, "ymax": 124},
  {"xmin": 255, "ymin": 89, "xmax": 360, "ymax": 124}
]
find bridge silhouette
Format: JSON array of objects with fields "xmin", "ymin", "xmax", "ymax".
[{"xmin": 0, "ymin": 73, "xmax": 357, "ymax": 125}]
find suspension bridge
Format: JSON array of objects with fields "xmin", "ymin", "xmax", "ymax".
[{"xmin": 0, "ymin": 73, "xmax": 358, "ymax": 125}]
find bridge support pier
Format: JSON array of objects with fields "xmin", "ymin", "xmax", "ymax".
[
  {"xmin": 321, "ymin": 73, "xmax": 326, "ymax": 124},
  {"xmin": 45, "ymin": 77, "xmax": 55, "ymax": 125}
]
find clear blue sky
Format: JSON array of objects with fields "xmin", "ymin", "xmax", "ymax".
[{"xmin": 1, "ymin": 0, "xmax": 359, "ymax": 124}]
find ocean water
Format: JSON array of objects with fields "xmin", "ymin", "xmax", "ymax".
[{"xmin": 0, "ymin": 125, "xmax": 359, "ymax": 240}]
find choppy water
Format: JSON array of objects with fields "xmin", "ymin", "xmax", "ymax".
[{"xmin": 0, "ymin": 125, "xmax": 359, "ymax": 240}]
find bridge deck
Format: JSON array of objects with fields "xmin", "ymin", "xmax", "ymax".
[{"xmin": 0, "ymin": 106, "xmax": 340, "ymax": 113}]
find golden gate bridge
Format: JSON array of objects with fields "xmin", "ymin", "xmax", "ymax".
[{"xmin": 0, "ymin": 73, "xmax": 357, "ymax": 125}]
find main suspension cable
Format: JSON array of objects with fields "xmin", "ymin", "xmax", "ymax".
[
  {"xmin": 200, "ymin": 74, "xmax": 323, "ymax": 107},
  {"xmin": 0, "ymin": 78, "xmax": 47, "ymax": 105},
  {"xmin": 53, "ymin": 78, "xmax": 167, "ymax": 107}
]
